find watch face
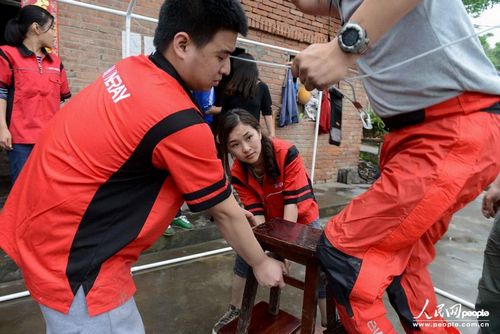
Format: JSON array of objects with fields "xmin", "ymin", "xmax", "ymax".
[{"xmin": 343, "ymin": 27, "xmax": 359, "ymax": 47}]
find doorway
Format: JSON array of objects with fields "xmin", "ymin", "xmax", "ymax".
[{"xmin": 0, "ymin": 0, "xmax": 21, "ymax": 46}]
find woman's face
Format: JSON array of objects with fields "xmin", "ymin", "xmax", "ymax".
[
  {"xmin": 227, "ymin": 123, "xmax": 262, "ymax": 166},
  {"xmin": 37, "ymin": 20, "xmax": 56, "ymax": 49}
]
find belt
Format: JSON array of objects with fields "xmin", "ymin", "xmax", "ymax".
[{"xmin": 382, "ymin": 101, "xmax": 500, "ymax": 131}]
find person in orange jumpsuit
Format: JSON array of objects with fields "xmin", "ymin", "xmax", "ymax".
[{"xmin": 289, "ymin": 0, "xmax": 500, "ymax": 333}]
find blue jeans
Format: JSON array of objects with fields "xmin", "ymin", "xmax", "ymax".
[
  {"xmin": 7, "ymin": 144, "xmax": 33, "ymax": 184},
  {"xmin": 233, "ymin": 218, "xmax": 327, "ymax": 298},
  {"xmin": 39, "ymin": 287, "xmax": 145, "ymax": 334}
]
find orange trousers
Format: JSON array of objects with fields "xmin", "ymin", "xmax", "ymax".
[{"xmin": 319, "ymin": 93, "xmax": 500, "ymax": 334}]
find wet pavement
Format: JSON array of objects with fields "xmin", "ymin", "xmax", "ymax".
[{"xmin": 0, "ymin": 183, "xmax": 494, "ymax": 333}]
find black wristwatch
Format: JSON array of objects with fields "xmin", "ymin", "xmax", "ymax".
[{"xmin": 337, "ymin": 22, "xmax": 370, "ymax": 54}]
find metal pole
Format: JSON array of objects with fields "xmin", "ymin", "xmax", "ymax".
[
  {"xmin": 310, "ymin": 91, "xmax": 323, "ymax": 184},
  {"xmin": 125, "ymin": 0, "xmax": 138, "ymax": 58},
  {"xmin": 59, "ymin": 0, "xmax": 157, "ymax": 23}
]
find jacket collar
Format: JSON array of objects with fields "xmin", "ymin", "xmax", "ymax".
[
  {"xmin": 149, "ymin": 51, "xmax": 198, "ymax": 106},
  {"xmin": 18, "ymin": 44, "xmax": 53, "ymax": 62}
]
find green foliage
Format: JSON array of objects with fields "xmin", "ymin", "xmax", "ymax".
[
  {"xmin": 479, "ymin": 34, "xmax": 500, "ymax": 70},
  {"xmin": 363, "ymin": 108, "xmax": 387, "ymax": 139},
  {"xmin": 360, "ymin": 152, "xmax": 379, "ymax": 165},
  {"xmin": 463, "ymin": 0, "xmax": 500, "ymax": 17}
]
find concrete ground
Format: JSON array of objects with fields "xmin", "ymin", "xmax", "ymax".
[{"xmin": 0, "ymin": 183, "xmax": 494, "ymax": 333}]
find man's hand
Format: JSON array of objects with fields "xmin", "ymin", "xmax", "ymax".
[
  {"xmin": 482, "ymin": 180, "xmax": 500, "ymax": 219},
  {"xmin": 291, "ymin": 39, "xmax": 359, "ymax": 91},
  {"xmin": 252, "ymin": 256, "xmax": 287, "ymax": 288}
]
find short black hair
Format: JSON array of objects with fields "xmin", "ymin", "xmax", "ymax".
[{"xmin": 154, "ymin": 0, "xmax": 248, "ymax": 52}]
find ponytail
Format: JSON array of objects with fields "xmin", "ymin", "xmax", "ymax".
[
  {"xmin": 4, "ymin": 5, "xmax": 54, "ymax": 46},
  {"xmin": 4, "ymin": 18, "xmax": 25, "ymax": 46}
]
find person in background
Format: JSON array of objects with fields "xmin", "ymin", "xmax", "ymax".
[
  {"xmin": 476, "ymin": 173, "xmax": 500, "ymax": 334},
  {"xmin": 212, "ymin": 109, "xmax": 326, "ymax": 333},
  {"xmin": 163, "ymin": 208, "xmax": 194, "ymax": 237},
  {"xmin": 290, "ymin": 0, "xmax": 500, "ymax": 333},
  {"xmin": 0, "ymin": 5, "xmax": 71, "ymax": 184},
  {"xmin": 0, "ymin": 1, "xmax": 285, "ymax": 333},
  {"xmin": 193, "ymin": 87, "xmax": 222, "ymax": 128},
  {"xmin": 215, "ymin": 53, "xmax": 275, "ymax": 137}
]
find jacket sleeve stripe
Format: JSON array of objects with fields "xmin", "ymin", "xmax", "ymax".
[
  {"xmin": 283, "ymin": 185, "xmax": 310, "ymax": 197},
  {"xmin": 187, "ymin": 184, "xmax": 232, "ymax": 212},
  {"xmin": 284, "ymin": 192, "xmax": 314, "ymax": 205},
  {"xmin": 183, "ymin": 177, "xmax": 227, "ymax": 201},
  {"xmin": 245, "ymin": 203, "xmax": 264, "ymax": 210}
]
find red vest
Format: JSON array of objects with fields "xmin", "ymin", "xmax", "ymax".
[{"xmin": 0, "ymin": 45, "xmax": 71, "ymax": 143}]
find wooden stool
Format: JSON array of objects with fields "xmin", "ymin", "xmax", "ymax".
[{"xmin": 218, "ymin": 218, "xmax": 338, "ymax": 334}]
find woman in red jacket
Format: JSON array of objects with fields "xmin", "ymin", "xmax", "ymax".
[
  {"xmin": 212, "ymin": 109, "xmax": 327, "ymax": 332},
  {"xmin": 0, "ymin": 5, "xmax": 71, "ymax": 183}
]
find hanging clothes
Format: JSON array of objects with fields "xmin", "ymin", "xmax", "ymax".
[
  {"xmin": 329, "ymin": 88, "xmax": 344, "ymax": 146},
  {"xmin": 279, "ymin": 68, "xmax": 299, "ymax": 127},
  {"xmin": 319, "ymin": 89, "xmax": 331, "ymax": 134}
]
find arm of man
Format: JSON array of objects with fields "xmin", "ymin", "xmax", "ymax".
[
  {"xmin": 153, "ymin": 120, "xmax": 285, "ymax": 288},
  {"xmin": 482, "ymin": 174, "xmax": 500, "ymax": 219},
  {"xmin": 291, "ymin": 0, "xmax": 422, "ymax": 90},
  {"xmin": 291, "ymin": 0, "xmax": 337, "ymax": 16},
  {"xmin": 207, "ymin": 196, "xmax": 286, "ymax": 287}
]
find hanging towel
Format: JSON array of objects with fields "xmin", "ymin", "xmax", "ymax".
[
  {"xmin": 279, "ymin": 68, "xmax": 299, "ymax": 127},
  {"xmin": 319, "ymin": 89, "xmax": 331, "ymax": 134}
]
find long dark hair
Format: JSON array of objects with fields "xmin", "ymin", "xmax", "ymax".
[
  {"xmin": 218, "ymin": 109, "xmax": 279, "ymax": 180},
  {"xmin": 4, "ymin": 5, "xmax": 54, "ymax": 46},
  {"xmin": 224, "ymin": 53, "xmax": 259, "ymax": 100}
]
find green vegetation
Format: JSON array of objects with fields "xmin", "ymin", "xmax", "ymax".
[
  {"xmin": 479, "ymin": 34, "xmax": 500, "ymax": 70},
  {"xmin": 463, "ymin": 0, "xmax": 500, "ymax": 17}
]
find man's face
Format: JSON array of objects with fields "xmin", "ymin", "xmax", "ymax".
[{"xmin": 183, "ymin": 30, "xmax": 236, "ymax": 91}]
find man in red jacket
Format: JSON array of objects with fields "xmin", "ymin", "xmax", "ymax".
[{"xmin": 0, "ymin": 1, "xmax": 285, "ymax": 333}]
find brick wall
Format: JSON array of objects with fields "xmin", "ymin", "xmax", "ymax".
[{"xmin": 57, "ymin": 0, "xmax": 366, "ymax": 183}]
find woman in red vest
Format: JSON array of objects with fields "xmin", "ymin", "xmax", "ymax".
[
  {"xmin": 212, "ymin": 109, "xmax": 327, "ymax": 333},
  {"xmin": 0, "ymin": 5, "xmax": 71, "ymax": 183}
]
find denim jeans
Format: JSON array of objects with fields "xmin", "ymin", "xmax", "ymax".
[{"xmin": 7, "ymin": 144, "xmax": 33, "ymax": 184}]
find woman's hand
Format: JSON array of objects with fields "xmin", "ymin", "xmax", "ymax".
[{"xmin": 0, "ymin": 126, "xmax": 12, "ymax": 150}]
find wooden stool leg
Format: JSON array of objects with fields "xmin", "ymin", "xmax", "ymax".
[
  {"xmin": 268, "ymin": 253, "xmax": 284, "ymax": 316},
  {"xmin": 269, "ymin": 286, "xmax": 281, "ymax": 315},
  {"xmin": 236, "ymin": 269, "xmax": 258, "ymax": 334},
  {"xmin": 300, "ymin": 261, "xmax": 319, "ymax": 334}
]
